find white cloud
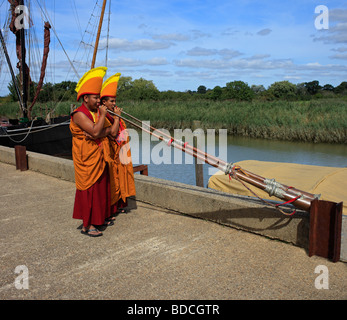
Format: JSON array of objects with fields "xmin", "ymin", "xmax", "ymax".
[
  {"xmin": 329, "ymin": 8, "xmax": 347, "ymax": 23},
  {"xmin": 305, "ymin": 62, "xmax": 322, "ymax": 67},
  {"xmin": 313, "ymin": 9, "xmax": 347, "ymax": 44},
  {"xmin": 107, "ymin": 57, "xmax": 169, "ymax": 67},
  {"xmin": 221, "ymin": 28, "xmax": 240, "ymax": 36},
  {"xmin": 284, "ymin": 75, "xmax": 301, "ymax": 80},
  {"xmin": 100, "ymin": 37, "xmax": 174, "ymax": 51},
  {"xmin": 314, "ymin": 25, "xmax": 347, "ymax": 44},
  {"xmin": 174, "ymin": 56, "xmax": 294, "ymax": 70},
  {"xmin": 185, "ymin": 47, "xmax": 243, "ymax": 59},
  {"xmin": 219, "ymin": 49, "xmax": 244, "ymax": 59},
  {"xmin": 331, "ymin": 47, "xmax": 347, "ymax": 52},
  {"xmin": 186, "ymin": 47, "xmax": 217, "ymax": 56},
  {"xmin": 148, "ymin": 30, "xmax": 210, "ymax": 43},
  {"xmin": 330, "ymin": 53, "xmax": 347, "ymax": 60},
  {"xmin": 190, "ymin": 29, "xmax": 211, "ymax": 39},
  {"xmin": 152, "ymin": 33, "xmax": 190, "ymax": 41},
  {"xmin": 257, "ymin": 28, "xmax": 272, "ymax": 36}
]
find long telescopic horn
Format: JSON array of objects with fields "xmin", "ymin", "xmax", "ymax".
[{"xmin": 107, "ymin": 109, "xmax": 319, "ymax": 212}]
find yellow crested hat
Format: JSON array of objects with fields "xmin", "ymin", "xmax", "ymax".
[
  {"xmin": 75, "ymin": 66, "xmax": 107, "ymax": 101},
  {"xmin": 100, "ymin": 73, "xmax": 121, "ymax": 99}
]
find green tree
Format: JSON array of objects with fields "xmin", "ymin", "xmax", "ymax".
[
  {"xmin": 251, "ymin": 84, "xmax": 265, "ymax": 94},
  {"xmin": 7, "ymin": 77, "xmax": 19, "ymax": 102},
  {"xmin": 225, "ymin": 80, "xmax": 254, "ymax": 101},
  {"xmin": 304, "ymin": 80, "xmax": 321, "ymax": 95},
  {"xmin": 334, "ymin": 81, "xmax": 347, "ymax": 94},
  {"xmin": 210, "ymin": 85, "xmax": 222, "ymax": 100},
  {"xmin": 130, "ymin": 78, "xmax": 160, "ymax": 100},
  {"xmin": 52, "ymin": 81, "xmax": 77, "ymax": 101},
  {"xmin": 160, "ymin": 90, "xmax": 189, "ymax": 100},
  {"xmin": 38, "ymin": 82, "xmax": 54, "ymax": 102},
  {"xmin": 197, "ymin": 85, "xmax": 207, "ymax": 94},
  {"xmin": 322, "ymin": 84, "xmax": 334, "ymax": 91},
  {"xmin": 267, "ymin": 81, "xmax": 296, "ymax": 99},
  {"xmin": 117, "ymin": 76, "xmax": 133, "ymax": 93},
  {"xmin": 8, "ymin": 77, "xmax": 37, "ymax": 102}
]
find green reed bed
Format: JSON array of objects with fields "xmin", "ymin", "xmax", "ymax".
[
  {"xmin": 0, "ymin": 101, "xmax": 73, "ymax": 119},
  {"xmin": 121, "ymin": 99, "xmax": 347, "ymax": 143},
  {"xmin": 1, "ymin": 98, "xmax": 346, "ymax": 143}
]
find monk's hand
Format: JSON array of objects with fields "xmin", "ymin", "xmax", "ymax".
[
  {"xmin": 113, "ymin": 106, "xmax": 122, "ymax": 118},
  {"xmin": 99, "ymin": 104, "xmax": 107, "ymax": 117},
  {"xmin": 84, "ymin": 131, "xmax": 94, "ymax": 140},
  {"xmin": 108, "ymin": 134, "xmax": 115, "ymax": 141}
]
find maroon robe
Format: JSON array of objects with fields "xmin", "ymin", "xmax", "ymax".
[{"xmin": 71, "ymin": 104, "xmax": 111, "ymax": 227}]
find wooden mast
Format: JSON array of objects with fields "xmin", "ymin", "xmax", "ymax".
[
  {"xmin": 91, "ymin": 0, "xmax": 107, "ymax": 69},
  {"xmin": 19, "ymin": 0, "xmax": 28, "ymax": 119}
]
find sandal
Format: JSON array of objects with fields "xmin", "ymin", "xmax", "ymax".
[
  {"xmin": 103, "ymin": 218, "xmax": 114, "ymax": 226},
  {"xmin": 81, "ymin": 228, "xmax": 103, "ymax": 237}
]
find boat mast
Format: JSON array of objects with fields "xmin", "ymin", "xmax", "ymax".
[
  {"xmin": 91, "ymin": 0, "xmax": 107, "ymax": 69},
  {"xmin": 19, "ymin": 0, "xmax": 28, "ymax": 119}
]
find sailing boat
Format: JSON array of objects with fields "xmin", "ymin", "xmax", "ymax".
[{"xmin": 0, "ymin": 0, "xmax": 108, "ymax": 156}]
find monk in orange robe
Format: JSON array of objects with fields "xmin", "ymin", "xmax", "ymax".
[
  {"xmin": 103, "ymin": 100, "xmax": 136, "ymax": 217},
  {"xmin": 70, "ymin": 67, "xmax": 119, "ymax": 237},
  {"xmin": 99, "ymin": 73, "xmax": 136, "ymax": 219}
]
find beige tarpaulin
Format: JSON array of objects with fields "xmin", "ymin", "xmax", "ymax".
[{"xmin": 208, "ymin": 160, "xmax": 346, "ymax": 215}]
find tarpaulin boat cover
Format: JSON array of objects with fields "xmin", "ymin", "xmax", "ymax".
[{"xmin": 208, "ymin": 160, "xmax": 346, "ymax": 215}]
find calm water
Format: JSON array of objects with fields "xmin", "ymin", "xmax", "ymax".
[{"xmin": 128, "ymin": 130, "xmax": 347, "ymax": 187}]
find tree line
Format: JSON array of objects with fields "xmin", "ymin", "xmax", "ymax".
[
  {"xmin": 6, "ymin": 76, "xmax": 347, "ymax": 103},
  {"xmin": 197, "ymin": 80, "xmax": 347, "ymax": 101}
]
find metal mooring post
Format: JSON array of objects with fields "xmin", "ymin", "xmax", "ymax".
[
  {"xmin": 14, "ymin": 145, "xmax": 28, "ymax": 171},
  {"xmin": 309, "ymin": 199, "xmax": 343, "ymax": 262},
  {"xmin": 192, "ymin": 120, "xmax": 204, "ymax": 188}
]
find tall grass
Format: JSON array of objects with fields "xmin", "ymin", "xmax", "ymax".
[
  {"xmin": 119, "ymin": 99, "xmax": 347, "ymax": 143},
  {"xmin": 0, "ymin": 101, "xmax": 73, "ymax": 119},
  {"xmin": 1, "ymin": 98, "xmax": 346, "ymax": 143}
]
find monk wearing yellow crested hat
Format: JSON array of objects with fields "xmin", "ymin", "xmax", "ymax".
[
  {"xmin": 100, "ymin": 73, "xmax": 136, "ymax": 220},
  {"xmin": 70, "ymin": 67, "xmax": 119, "ymax": 237}
]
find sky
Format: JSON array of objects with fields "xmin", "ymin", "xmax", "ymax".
[{"xmin": 0, "ymin": 0, "xmax": 347, "ymax": 96}]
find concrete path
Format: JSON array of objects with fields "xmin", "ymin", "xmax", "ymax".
[{"xmin": 0, "ymin": 162, "xmax": 346, "ymax": 300}]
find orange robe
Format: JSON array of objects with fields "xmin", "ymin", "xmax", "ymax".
[
  {"xmin": 103, "ymin": 113, "xmax": 136, "ymax": 206},
  {"xmin": 70, "ymin": 104, "xmax": 110, "ymax": 226},
  {"xmin": 70, "ymin": 104, "xmax": 106, "ymax": 190}
]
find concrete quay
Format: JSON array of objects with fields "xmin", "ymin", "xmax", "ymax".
[{"xmin": 0, "ymin": 146, "xmax": 346, "ymax": 300}]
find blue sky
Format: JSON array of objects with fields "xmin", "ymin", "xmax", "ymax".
[{"xmin": 1, "ymin": 0, "xmax": 347, "ymax": 96}]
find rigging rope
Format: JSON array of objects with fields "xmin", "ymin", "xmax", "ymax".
[
  {"xmin": 3, "ymin": 119, "xmax": 35, "ymax": 143},
  {"xmin": 71, "ymin": 1, "xmax": 99, "ymax": 75},
  {"xmin": 105, "ymin": 0, "xmax": 111, "ymax": 68},
  {"xmin": 71, "ymin": 0, "xmax": 82, "ymax": 38},
  {"xmin": 2, "ymin": 119, "xmax": 70, "ymax": 142},
  {"xmin": 34, "ymin": 0, "xmax": 79, "ymax": 79}
]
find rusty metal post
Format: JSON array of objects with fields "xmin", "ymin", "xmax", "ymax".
[
  {"xmin": 193, "ymin": 120, "xmax": 204, "ymax": 188},
  {"xmin": 309, "ymin": 199, "xmax": 343, "ymax": 262},
  {"xmin": 15, "ymin": 145, "xmax": 28, "ymax": 171},
  {"xmin": 133, "ymin": 165, "xmax": 148, "ymax": 176}
]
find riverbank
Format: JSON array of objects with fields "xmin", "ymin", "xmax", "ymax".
[{"xmin": 1, "ymin": 98, "xmax": 347, "ymax": 143}]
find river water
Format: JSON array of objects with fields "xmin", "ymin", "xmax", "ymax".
[{"xmin": 126, "ymin": 128, "xmax": 347, "ymax": 187}]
